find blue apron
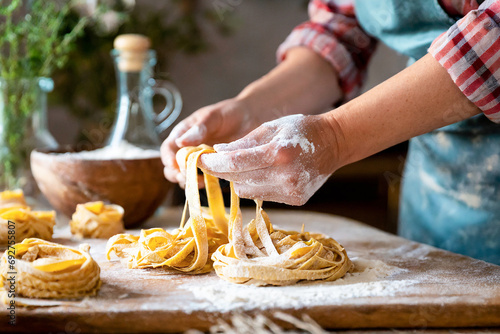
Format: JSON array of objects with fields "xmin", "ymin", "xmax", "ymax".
[{"xmin": 355, "ymin": 0, "xmax": 500, "ymax": 264}]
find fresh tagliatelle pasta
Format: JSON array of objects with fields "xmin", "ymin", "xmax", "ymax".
[
  {"xmin": 0, "ymin": 190, "xmax": 56, "ymax": 245},
  {"xmin": 106, "ymin": 146, "xmax": 229, "ymax": 273},
  {"xmin": 0, "ymin": 190, "xmax": 27, "ymax": 209},
  {"xmin": 106, "ymin": 145, "xmax": 352, "ymax": 285},
  {"xmin": 212, "ymin": 190, "xmax": 352, "ymax": 285},
  {"xmin": 70, "ymin": 201, "xmax": 125, "ymax": 239},
  {"xmin": 0, "ymin": 238, "xmax": 101, "ymax": 303}
]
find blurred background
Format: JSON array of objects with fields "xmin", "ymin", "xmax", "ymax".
[{"xmin": 48, "ymin": 0, "xmax": 409, "ymax": 234}]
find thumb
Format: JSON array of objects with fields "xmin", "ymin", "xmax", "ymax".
[
  {"xmin": 175, "ymin": 108, "xmax": 225, "ymax": 147},
  {"xmin": 175, "ymin": 124, "xmax": 208, "ymax": 147}
]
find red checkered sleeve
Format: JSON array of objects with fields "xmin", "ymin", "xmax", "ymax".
[
  {"xmin": 429, "ymin": 0, "xmax": 500, "ymax": 123},
  {"xmin": 276, "ymin": 0, "xmax": 377, "ymax": 101}
]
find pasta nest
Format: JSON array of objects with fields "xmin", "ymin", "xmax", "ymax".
[
  {"xmin": 0, "ymin": 189, "xmax": 27, "ymax": 209},
  {"xmin": 106, "ymin": 208, "xmax": 228, "ymax": 273},
  {"xmin": 107, "ymin": 146, "xmax": 229, "ymax": 273},
  {"xmin": 70, "ymin": 201, "xmax": 124, "ymax": 239},
  {"xmin": 212, "ymin": 197, "xmax": 352, "ymax": 285},
  {"xmin": 107, "ymin": 145, "xmax": 352, "ymax": 285},
  {"xmin": 0, "ymin": 238, "xmax": 101, "ymax": 301},
  {"xmin": 0, "ymin": 190, "xmax": 55, "ymax": 245}
]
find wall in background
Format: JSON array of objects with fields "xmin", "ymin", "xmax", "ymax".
[
  {"xmin": 167, "ymin": 0, "xmax": 408, "ymax": 123},
  {"xmin": 49, "ymin": 0, "xmax": 408, "ymax": 144}
]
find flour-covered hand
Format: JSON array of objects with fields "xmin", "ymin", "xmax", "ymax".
[
  {"xmin": 161, "ymin": 98, "xmax": 257, "ymax": 187},
  {"xmin": 198, "ymin": 114, "xmax": 341, "ymax": 205}
]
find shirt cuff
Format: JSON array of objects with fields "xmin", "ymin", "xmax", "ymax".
[
  {"xmin": 429, "ymin": 2, "xmax": 500, "ymax": 123},
  {"xmin": 276, "ymin": 22, "xmax": 370, "ymax": 102}
]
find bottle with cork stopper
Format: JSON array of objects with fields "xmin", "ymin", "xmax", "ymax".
[{"xmin": 107, "ymin": 34, "xmax": 182, "ymax": 149}]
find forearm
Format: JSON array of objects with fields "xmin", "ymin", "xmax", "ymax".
[
  {"xmin": 238, "ymin": 47, "xmax": 342, "ymax": 122},
  {"xmin": 326, "ymin": 53, "xmax": 481, "ymax": 166}
]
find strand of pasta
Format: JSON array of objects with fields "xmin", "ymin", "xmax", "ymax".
[
  {"xmin": 212, "ymin": 183, "xmax": 352, "ymax": 285},
  {"xmin": 107, "ymin": 145, "xmax": 352, "ymax": 286},
  {"xmin": 106, "ymin": 145, "xmax": 228, "ymax": 273}
]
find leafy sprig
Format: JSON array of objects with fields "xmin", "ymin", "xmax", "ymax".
[
  {"xmin": 0, "ymin": 0, "xmax": 89, "ymax": 80},
  {"xmin": 0, "ymin": 0, "xmax": 89, "ymax": 190}
]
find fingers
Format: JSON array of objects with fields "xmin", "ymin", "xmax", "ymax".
[
  {"xmin": 198, "ymin": 144, "xmax": 276, "ymax": 174},
  {"xmin": 161, "ymin": 139, "xmax": 181, "ymax": 184},
  {"xmin": 161, "ymin": 121, "xmax": 190, "ymax": 175},
  {"xmin": 176, "ymin": 106, "xmax": 223, "ymax": 147},
  {"xmin": 160, "ymin": 106, "xmax": 222, "ymax": 185},
  {"xmin": 175, "ymin": 124, "xmax": 207, "ymax": 147},
  {"xmin": 163, "ymin": 166, "xmax": 205, "ymax": 189},
  {"xmin": 213, "ymin": 126, "xmax": 268, "ymax": 152},
  {"xmin": 163, "ymin": 145, "xmax": 205, "ymax": 188},
  {"xmin": 233, "ymin": 183, "xmax": 309, "ymax": 206},
  {"xmin": 213, "ymin": 138, "xmax": 258, "ymax": 152}
]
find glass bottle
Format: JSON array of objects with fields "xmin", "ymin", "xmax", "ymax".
[{"xmin": 107, "ymin": 34, "xmax": 182, "ymax": 150}]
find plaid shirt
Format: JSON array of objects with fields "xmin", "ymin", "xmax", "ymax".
[{"xmin": 277, "ymin": 0, "xmax": 500, "ymax": 123}]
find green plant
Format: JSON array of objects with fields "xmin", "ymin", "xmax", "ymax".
[
  {"xmin": 0, "ymin": 0, "xmax": 88, "ymax": 80},
  {"xmin": 0, "ymin": 0, "xmax": 89, "ymax": 189}
]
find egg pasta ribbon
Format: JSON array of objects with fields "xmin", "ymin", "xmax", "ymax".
[
  {"xmin": 212, "ymin": 186, "xmax": 352, "ymax": 285},
  {"xmin": 107, "ymin": 145, "xmax": 352, "ymax": 285},
  {"xmin": 0, "ymin": 190, "xmax": 55, "ymax": 245},
  {"xmin": 70, "ymin": 201, "xmax": 125, "ymax": 239},
  {"xmin": 0, "ymin": 238, "xmax": 101, "ymax": 303},
  {"xmin": 106, "ymin": 145, "xmax": 228, "ymax": 273}
]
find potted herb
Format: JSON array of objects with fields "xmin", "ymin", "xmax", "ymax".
[{"xmin": 0, "ymin": 0, "xmax": 88, "ymax": 192}]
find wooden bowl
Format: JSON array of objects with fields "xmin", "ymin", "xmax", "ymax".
[{"xmin": 30, "ymin": 148, "xmax": 172, "ymax": 227}]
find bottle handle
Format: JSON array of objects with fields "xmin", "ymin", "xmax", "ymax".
[{"xmin": 151, "ymin": 80, "xmax": 183, "ymax": 134}]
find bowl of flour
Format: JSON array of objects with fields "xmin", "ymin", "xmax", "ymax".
[{"xmin": 30, "ymin": 141, "xmax": 171, "ymax": 227}]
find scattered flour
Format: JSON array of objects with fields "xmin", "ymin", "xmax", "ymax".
[
  {"xmin": 301, "ymin": 172, "xmax": 328, "ymax": 200},
  {"xmin": 485, "ymin": 154, "xmax": 499, "ymax": 172},
  {"xmin": 279, "ymin": 134, "xmax": 315, "ymax": 154},
  {"xmin": 435, "ymin": 132, "xmax": 451, "ymax": 150},
  {"xmin": 420, "ymin": 169, "xmax": 482, "ymax": 209},
  {"xmin": 179, "ymin": 257, "xmax": 411, "ymax": 313},
  {"xmin": 50, "ymin": 141, "xmax": 160, "ymax": 160},
  {"xmin": 456, "ymin": 192, "xmax": 482, "ymax": 209},
  {"xmin": 177, "ymin": 124, "xmax": 207, "ymax": 144},
  {"xmin": 270, "ymin": 114, "xmax": 315, "ymax": 154}
]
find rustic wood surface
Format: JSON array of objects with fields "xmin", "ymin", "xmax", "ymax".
[{"xmin": 1, "ymin": 207, "xmax": 499, "ymax": 333}]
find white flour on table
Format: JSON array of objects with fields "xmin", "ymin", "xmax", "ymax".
[{"xmin": 180, "ymin": 257, "xmax": 412, "ymax": 313}]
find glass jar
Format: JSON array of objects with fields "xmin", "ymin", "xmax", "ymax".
[{"xmin": 0, "ymin": 77, "xmax": 58, "ymax": 193}]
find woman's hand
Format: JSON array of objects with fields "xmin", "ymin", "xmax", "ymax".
[
  {"xmin": 161, "ymin": 47, "xmax": 343, "ymax": 188},
  {"xmin": 161, "ymin": 97, "xmax": 259, "ymax": 187},
  {"xmin": 198, "ymin": 114, "xmax": 342, "ymax": 205}
]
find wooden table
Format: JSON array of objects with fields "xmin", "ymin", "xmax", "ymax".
[{"xmin": 1, "ymin": 208, "xmax": 499, "ymax": 333}]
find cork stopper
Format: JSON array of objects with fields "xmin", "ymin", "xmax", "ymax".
[{"xmin": 113, "ymin": 34, "xmax": 151, "ymax": 72}]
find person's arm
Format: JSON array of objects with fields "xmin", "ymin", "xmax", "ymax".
[
  {"xmin": 336, "ymin": 0, "xmax": 500, "ymax": 164},
  {"xmin": 237, "ymin": 47, "xmax": 342, "ymax": 120},
  {"xmin": 162, "ymin": 0, "xmax": 377, "ymax": 186},
  {"xmin": 198, "ymin": 0, "xmax": 500, "ymax": 205},
  {"xmin": 162, "ymin": 47, "xmax": 341, "ymax": 186},
  {"xmin": 327, "ymin": 53, "xmax": 480, "ymax": 166},
  {"xmin": 198, "ymin": 54, "xmax": 481, "ymax": 205},
  {"xmin": 428, "ymin": 0, "xmax": 500, "ymax": 123}
]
